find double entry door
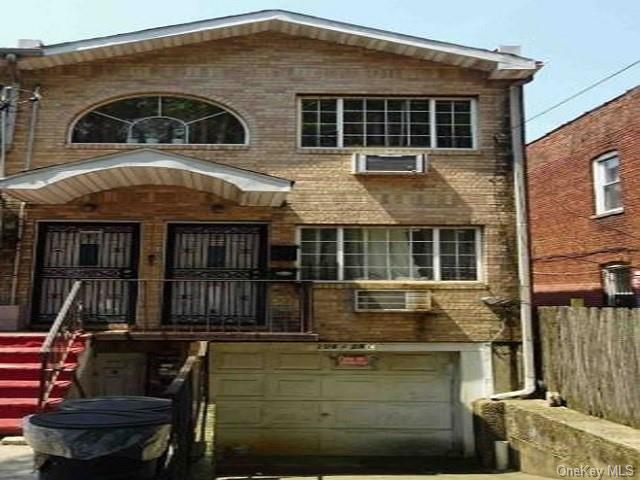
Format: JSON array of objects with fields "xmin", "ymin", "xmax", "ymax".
[{"xmin": 32, "ymin": 222, "xmax": 267, "ymax": 326}]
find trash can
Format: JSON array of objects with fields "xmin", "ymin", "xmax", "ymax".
[
  {"xmin": 60, "ymin": 396, "xmax": 172, "ymax": 415},
  {"xmin": 24, "ymin": 406, "xmax": 172, "ymax": 480}
]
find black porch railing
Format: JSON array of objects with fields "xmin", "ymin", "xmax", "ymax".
[
  {"xmin": 43, "ymin": 279, "xmax": 314, "ymax": 333},
  {"xmin": 160, "ymin": 341, "xmax": 210, "ymax": 480}
]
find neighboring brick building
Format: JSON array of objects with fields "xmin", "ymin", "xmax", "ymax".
[
  {"xmin": 0, "ymin": 11, "xmax": 540, "ymax": 457},
  {"xmin": 527, "ymin": 86, "xmax": 640, "ymax": 307}
]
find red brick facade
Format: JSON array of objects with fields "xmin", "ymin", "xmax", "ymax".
[{"xmin": 527, "ymin": 86, "xmax": 640, "ymax": 306}]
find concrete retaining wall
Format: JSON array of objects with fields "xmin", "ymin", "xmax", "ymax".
[{"xmin": 474, "ymin": 399, "xmax": 640, "ymax": 478}]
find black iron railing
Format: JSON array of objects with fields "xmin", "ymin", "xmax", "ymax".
[{"xmin": 161, "ymin": 341, "xmax": 209, "ymax": 480}]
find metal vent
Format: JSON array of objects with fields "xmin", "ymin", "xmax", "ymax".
[
  {"xmin": 354, "ymin": 290, "xmax": 432, "ymax": 312},
  {"xmin": 353, "ymin": 153, "xmax": 426, "ymax": 174}
]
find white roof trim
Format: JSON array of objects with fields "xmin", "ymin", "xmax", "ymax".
[
  {"xmin": 16, "ymin": 10, "xmax": 540, "ymax": 78},
  {"xmin": 0, "ymin": 149, "xmax": 293, "ymax": 207}
]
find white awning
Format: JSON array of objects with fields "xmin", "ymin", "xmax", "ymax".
[{"xmin": 0, "ymin": 149, "xmax": 293, "ymax": 207}]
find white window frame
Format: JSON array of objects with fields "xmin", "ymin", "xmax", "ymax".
[
  {"xmin": 296, "ymin": 226, "xmax": 483, "ymax": 282},
  {"xmin": 602, "ymin": 263, "xmax": 634, "ymax": 307},
  {"xmin": 593, "ymin": 151, "xmax": 623, "ymax": 216},
  {"xmin": 298, "ymin": 97, "xmax": 478, "ymax": 150}
]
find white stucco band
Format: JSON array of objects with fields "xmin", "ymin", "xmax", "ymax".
[{"xmin": 0, "ymin": 148, "xmax": 293, "ymax": 207}]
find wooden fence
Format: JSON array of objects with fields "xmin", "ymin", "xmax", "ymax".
[{"xmin": 539, "ymin": 306, "xmax": 640, "ymax": 429}]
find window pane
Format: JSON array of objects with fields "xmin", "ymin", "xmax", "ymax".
[
  {"xmin": 162, "ymin": 97, "xmax": 221, "ymax": 122},
  {"xmin": 604, "ymin": 183, "xmax": 622, "ymax": 211},
  {"xmin": 299, "ymin": 98, "xmax": 337, "ymax": 147},
  {"xmin": 188, "ymin": 114, "xmax": 245, "ymax": 144},
  {"xmin": 96, "ymin": 96, "xmax": 158, "ymax": 120},
  {"xmin": 439, "ymin": 229, "xmax": 478, "ymax": 280},
  {"xmin": 603, "ymin": 157, "xmax": 619, "ymax": 183},
  {"xmin": 73, "ymin": 96, "xmax": 245, "ymax": 144},
  {"xmin": 131, "ymin": 117, "xmax": 186, "ymax": 144},
  {"xmin": 299, "ymin": 229, "xmax": 338, "ymax": 280},
  {"xmin": 435, "ymin": 100, "xmax": 473, "ymax": 148},
  {"xmin": 72, "ymin": 113, "xmax": 128, "ymax": 143}
]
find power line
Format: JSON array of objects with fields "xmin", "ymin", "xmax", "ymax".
[{"xmin": 525, "ymin": 59, "xmax": 640, "ymax": 124}]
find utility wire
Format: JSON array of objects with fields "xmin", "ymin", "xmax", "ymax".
[{"xmin": 525, "ymin": 59, "xmax": 640, "ymax": 124}]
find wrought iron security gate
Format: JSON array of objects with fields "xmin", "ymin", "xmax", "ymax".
[
  {"xmin": 164, "ymin": 223, "xmax": 268, "ymax": 326},
  {"xmin": 32, "ymin": 222, "xmax": 140, "ymax": 324}
]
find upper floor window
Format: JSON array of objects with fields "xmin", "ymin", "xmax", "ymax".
[
  {"xmin": 299, "ymin": 226, "xmax": 480, "ymax": 281},
  {"xmin": 71, "ymin": 95, "xmax": 247, "ymax": 145},
  {"xmin": 593, "ymin": 152, "xmax": 622, "ymax": 215},
  {"xmin": 602, "ymin": 264, "xmax": 635, "ymax": 307},
  {"xmin": 300, "ymin": 97, "xmax": 475, "ymax": 149}
]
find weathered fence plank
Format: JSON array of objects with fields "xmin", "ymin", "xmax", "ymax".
[{"xmin": 539, "ymin": 306, "xmax": 640, "ymax": 429}]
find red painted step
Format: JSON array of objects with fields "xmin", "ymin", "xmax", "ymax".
[{"xmin": 0, "ymin": 332, "xmax": 88, "ymax": 437}]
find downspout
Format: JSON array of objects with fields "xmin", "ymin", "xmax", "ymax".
[
  {"xmin": 491, "ymin": 83, "xmax": 536, "ymax": 400},
  {"xmin": 10, "ymin": 202, "xmax": 25, "ymax": 304},
  {"xmin": 25, "ymin": 85, "xmax": 40, "ymax": 170}
]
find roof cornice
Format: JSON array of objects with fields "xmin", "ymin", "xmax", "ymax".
[{"xmin": 12, "ymin": 10, "xmax": 542, "ymax": 79}]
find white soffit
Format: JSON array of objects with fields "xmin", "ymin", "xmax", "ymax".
[
  {"xmin": 0, "ymin": 149, "xmax": 293, "ymax": 207},
  {"xmin": 16, "ymin": 10, "xmax": 541, "ymax": 79}
]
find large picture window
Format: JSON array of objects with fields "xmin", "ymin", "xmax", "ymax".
[
  {"xmin": 299, "ymin": 227, "xmax": 480, "ymax": 281},
  {"xmin": 71, "ymin": 95, "xmax": 247, "ymax": 145},
  {"xmin": 300, "ymin": 97, "xmax": 475, "ymax": 149}
]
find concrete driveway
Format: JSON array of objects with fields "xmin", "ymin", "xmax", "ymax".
[{"xmin": 0, "ymin": 445, "xmax": 550, "ymax": 480}]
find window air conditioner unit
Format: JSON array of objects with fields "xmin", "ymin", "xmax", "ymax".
[
  {"xmin": 354, "ymin": 290, "xmax": 432, "ymax": 312},
  {"xmin": 352, "ymin": 153, "xmax": 426, "ymax": 174}
]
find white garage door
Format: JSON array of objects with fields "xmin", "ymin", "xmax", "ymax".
[{"xmin": 210, "ymin": 343, "xmax": 461, "ymax": 456}]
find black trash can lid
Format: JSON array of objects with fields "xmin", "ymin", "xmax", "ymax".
[
  {"xmin": 61, "ymin": 396, "xmax": 171, "ymax": 413},
  {"xmin": 29, "ymin": 409, "xmax": 171, "ymax": 429}
]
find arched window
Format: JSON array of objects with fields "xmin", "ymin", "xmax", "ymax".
[{"xmin": 71, "ymin": 96, "xmax": 247, "ymax": 145}]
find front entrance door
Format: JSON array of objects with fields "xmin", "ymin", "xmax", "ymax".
[
  {"xmin": 32, "ymin": 222, "xmax": 140, "ymax": 324},
  {"xmin": 164, "ymin": 223, "xmax": 268, "ymax": 327}
]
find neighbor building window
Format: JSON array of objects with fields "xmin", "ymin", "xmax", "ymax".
[
  {"xmin": 71, "ymin": 95, "xmax": 247, "ymax": 144},
  {"xmin": 299, "ymin": 227, "xmax": 480, "ymax": 281},
  {"xmin": 593, "ymin": 152, "xmax": 623, "ymax": 215},
  {"xmin": 602, "ymin": 264, "xmax": 635, "ymax": 307},
  {"xmin": 300, "ymin": 97, "xmax": 475, "ymax": 149}
]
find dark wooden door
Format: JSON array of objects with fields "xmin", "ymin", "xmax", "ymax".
[
  {"xmin": 164, "ymin": 223, "xmax": 267, "ymax": 327},
  {"xmin": 33, "ymin": 222, "xmax": 139, "ymax": 324}
]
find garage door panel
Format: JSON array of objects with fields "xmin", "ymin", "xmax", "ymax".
[
  {"xmin": 324, "ymin": 430, "xmax": 453, "ymax": 456},
  {"xmin": 214, "ymin": 351, "xmax": 266, "ymax": 370},
  {"xmin": 377, "ymin": 403, "xmax": 452, "ymax": 429},
  {"xmin": 219, "ymin": 429, "xmax": 322, "ymax": 455},
  {"xmin": 263, "ymin": 401, "xmax": 322, "ymax": 426},
  {"xmin": 322, "ymin": 376, "xmax": 379, "ymax": 400},
  {"xmin": 386, "ymin": 376, "xmax": 453, "ymax": 402},
  {"xmin": 387, "ymin": 352, "xmax": 455, "ymax": 371},
  {"xmin": 216, "ymin": 401, "xmax": 263, "ymax": 425},
  {"xmin": 275, "ymin": 353, "xmax": 324, "ymax": 370},
  {"xmin": 213, "ymin": 374, "xmax": 264, "ymax": 397},
  {"xmin": 268, "ymin": 375, "xmax": 322, "ymax": 399}
]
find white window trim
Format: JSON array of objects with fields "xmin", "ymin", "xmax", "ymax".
[
  {"xmin": 296, "ymin": 226, "xmax": 483, "ymax": 283},
  {"xmin": 592, "ymin": 151, "xmax": 623, "ymax": 216},
  {"xmin": 297, "ymin": 96, "xmax": 478, "ymax": 151},
  {"xmin": 68, "ymin": 94, "xmax": 250, "ymax": 146}
]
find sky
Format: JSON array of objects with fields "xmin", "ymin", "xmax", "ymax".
[{"xmin": 1, "ymin": 0, "xmax": 638, "ymax": 141}]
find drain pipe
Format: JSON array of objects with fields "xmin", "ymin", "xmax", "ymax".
[
  {"xmin": 491, "ymin": 83, "xmax": 536, "ymax": 400},
  {"xmin": 9, "ymin": 202, "xmax": 25, "ymax": 304},
  {"xmin": 24, "ymin": 85, "xmax": 40, "ymax": 171}
]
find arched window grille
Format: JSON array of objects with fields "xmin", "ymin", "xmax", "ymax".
[{"xmin": 71, "ymin": 96, "xmax": 247, "ymax": 145}]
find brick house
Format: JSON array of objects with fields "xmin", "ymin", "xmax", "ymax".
[
  {"xmin": 0, "ymin": 11, "xmax": 540, "ymax": 457},
  {"xmin": 527, "ymin": 86, "xmax": 640, "ymax": 307}
]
